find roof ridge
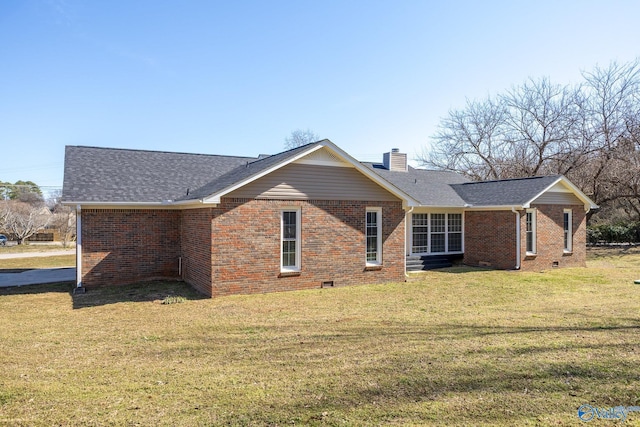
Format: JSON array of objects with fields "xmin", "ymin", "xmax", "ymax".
[
  {"xmin": 459, "ymin": 175, "xmax": 561, "ymax": 185},
  {"xmin": 246, "ymin": 140, "xmax": 324, "ymax": 165},
  {"xmin": 66, "ymin": 145, "xmax": 257, "ymax": 160}
]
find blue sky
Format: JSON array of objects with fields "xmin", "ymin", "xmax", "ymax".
[{"xmin": 1, "ymin": 0, "xmax": 639, "ymax": 196}]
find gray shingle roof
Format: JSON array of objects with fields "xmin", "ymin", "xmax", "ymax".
[
  {"xmin": 63, "ymin": 144, "xmax": 569, "ymax": 209},
  {"xmin": 179, "ymin": 142, "xmax": 321, "ymax": 201},
  {"xmin": 364, "ymin": 163, "xmax": 470, "ymax": 207},
  {"xmin": 62, "ymin": 146, "xmax": 257, "ymax": 203},
  {"xmin": 450, "ymin": 175, "xmax": 562, "ymax": 206}
]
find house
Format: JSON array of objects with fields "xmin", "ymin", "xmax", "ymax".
[{"xmin": 62, "ymin": 140, "xmax": 597, "ymax": 297}]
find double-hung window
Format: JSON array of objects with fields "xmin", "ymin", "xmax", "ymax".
[
  {"xmin": 281, "ymin": 209, "xmax": 301, "ymax": 271},
  {"xmin": 411, "ymin": 213, "xmax": 429, "ymax": 253},
  {"xmin": 366, "ymin": 208, "xmax": 382, "ymax": 265},
  {"xmin": 447, "ymin": 213, "xmax": 463, "ymax": 252},
  {"xmin": 563, "ymin": 209, "xmax": 572, "ymax": 253},
  {"xmin": 525, "ymin": 209, "xmax": 537, "ymax": 255}
]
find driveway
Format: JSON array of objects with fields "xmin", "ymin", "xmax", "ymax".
[
  {"xmin": 0, "ymin": 268, "xmax": 76, "ymax": 287},
  {"xmin": 0, "ymin": 249, "xmax": 76, "ymax": 287}
]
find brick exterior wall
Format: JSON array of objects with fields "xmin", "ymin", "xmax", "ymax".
[
  {"xmin": 520, "ymin": 204, "xmax": 586, "ymax": 270},
  {"xmin": 464, "ymin": 210, "xmax": 517, "ymax": 269},
  {"xmin": 190, "ymin": 198, "xmax": 406, "ymax": 297},
  {"xmin": 463, "ymin": 205, "xmax": 587, "ymax": 271},
  {"xmin": 80, "ymin": 209, "xmax": 181, "ymax": 287},
  {"xmin": 180, "ymin": 208, "xmax": 213, "ymax": 295}
]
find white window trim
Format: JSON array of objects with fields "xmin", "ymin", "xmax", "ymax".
[
  {"xmin": 366, "ymin": 207, "xmax": 382, "ymax": 266},
  {"xmin": 526, "ymin": 208, "xmax": 537, "ymax": 255},
  {"xmin": 280, "ymin": 208, "xmax": 301, "ymax": 272},
  {"xmin": 564, "ymin": 209, "xmax": 573, "ymax": 253},
  {"xmin": 409, "ymin": 212, "xmax": 464, "ymax": 255}
]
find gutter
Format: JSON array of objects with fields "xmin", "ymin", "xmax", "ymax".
[
  {"xmin": 74, "ymin": 205, "xmax": 85, "ymax": 293},
  {"xmin": 511, "ymin": 207, "xmax": 521, "ymax": 270},
  {"xmin": 404, "ymin": 206, "xmax": 414, "ymax": 278}
]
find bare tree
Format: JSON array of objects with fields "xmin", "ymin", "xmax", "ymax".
[
  {"xmin": 1, "ymin": 200, "xmax": 51, "ymax": 245},
  {"xmin": 418, "ymin": 97, "xmax": 509, "ymax": 180},
  {"xmin": 51, "ymin": 205, "xmax": 76, "ymax": 248},
  {"xmin": 575, "ymin": 60, "xmax": 640, "ymax": 211},
  {"xmin": 500, "ymin": 77, "xmax": 583, "ymax": 177},
  {"xmin": 419, "ymin": 59, "xmax": 640, "ymax": 222},
  {"xmin": 284, "ymin": 129, "xmax": 320, "ymax": 150}
]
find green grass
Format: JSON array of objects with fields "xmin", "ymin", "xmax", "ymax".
[
  {"xmin": 0, "ymin": 250, "xmax": 639, "ymax": 425},
  {"xmin": 0, "ymin": 255, "xmax": 75, "ymax": 270},
  {"xmin": 0, "ymin": 244, "xmax": 74, "ymax": 254}
]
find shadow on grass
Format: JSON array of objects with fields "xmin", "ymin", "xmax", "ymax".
[
  {"xmin": 197, "ymin": 320, "xmax": 640, "ymax": 425},
  {"xmin": 0, "ymin": 282, "xmax": 73, "ymax": 296},
  {"xmin": 71, "ymin": 280, "xmax": 208, "ymax": 309}
]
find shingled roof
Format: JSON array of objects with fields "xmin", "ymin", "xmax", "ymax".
[
  {"xmin": 364, "ymin": 163, "xmax": 470, "ymax": 207},
  {"xmin": 63, "ymin": 144, "xmax": 595, "ymax": 210},
  {"xmin": 450, "ymin": 175, "xmax": 563, "ymax": 207},
  {"xmin": 62, "ymin": 146, "xmax": 257, "ymax": 203},
  {"xmin": 177, "ymin": 143, "xmax": 321, "ymax": 201}
]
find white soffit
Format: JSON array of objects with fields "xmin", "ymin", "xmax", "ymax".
[
  {"xmin": 294, "ymin": 146, "xmax": 352, "ymax": 167},
  {"xmin": 547, "ymin": 181, "xmax": 572, "ymax": 193}
]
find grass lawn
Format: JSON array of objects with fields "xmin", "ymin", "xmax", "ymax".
[
  {"xmin": 0, "ymin": 255, "xmax": 76, "ymax": 271},
  {"xmin": 0, "ymin": 244, "xmax": 74, "ymax": 254},
  {"xmin": 0, "ymin": 249, "xmax": 639, "ymax": 426}
]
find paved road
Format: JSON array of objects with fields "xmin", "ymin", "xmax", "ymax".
[
  {"xmin": 0, "ymin": 249, "xmax": 76, "ymax": 287},
  {"xmin": 0, "ymin": 268, "xmax": 76, "ymax": 287}
]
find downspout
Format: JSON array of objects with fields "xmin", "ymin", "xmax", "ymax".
[
  {"xmin": 511, "ymin": 207, "xmax": 521, "ymax": 270},
  {"xmin": 74, "ymin": 204, "xmax": 84, "ymax": 293},
  {"xmin": 404, "ymin": 206, "xmax": 414, "ymax": 278}
]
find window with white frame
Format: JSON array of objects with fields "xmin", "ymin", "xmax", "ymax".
[
  {"xmin": 430, "ymin": 213, "xmax": 446, "ymax": 253},
  {"xmin": 526, "ymin": 209, "xmax": 536, "ymax": 254},
  {"xmin": 281, "ymin": 209, "xmax": 300, "ymax": 271},
  {"xmin": 366, "ymin": 208, "xmax": 382, "ymax": 265},
  {"xmin": 411, "ymin": 213, "xmax": 429, "ymax": 253},
  {"xmin": 447, "ymin": 213, "xmax": 463, "ymax": 252},
  {"xmin": 411, "ymin": 213, "xmax": 464, "ymax": 254},
  {"xmin": 563, "ymin": 209, "xmax": 572, "ymax": 252}
]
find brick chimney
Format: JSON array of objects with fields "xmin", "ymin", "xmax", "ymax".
[{"xmin": 383, "ymin": 148, "xmax": 407, "ymax": 172}]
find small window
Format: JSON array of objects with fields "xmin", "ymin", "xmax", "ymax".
[
  {"xmin": 411, "ymin": 213, "xmax": 429, "ymax": 253},
  {"xmin": 526, "ymin": 209, "xmax": 536, "ymax": 255},
  {"xmin": 366, "ymin": 208, "xmax": 382, "ymax": 265},
  {"xmin": 447, "ymin": 213, "xmax": 463, "ymax": 252},
  {"xmin": 563, "ymin": 209, "xmax": 572, "ymax": 253},
  {"xmin": 281, "ymin": 209, "xmax": 301, "ymax": 271}
]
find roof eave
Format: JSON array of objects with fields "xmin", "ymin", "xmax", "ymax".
[
  {"xmin": 62, "ymin": 199, "xmax": 221, "ymax": 209},
  {"xmin": 524, "ymin": 176, "xmax": 599, "ymax": 211}
]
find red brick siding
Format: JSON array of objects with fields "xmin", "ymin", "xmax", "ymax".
[
  {"xmin": 463, "ymin": 211, "xmax": 517, "ymax": 269},
  {"xmin": 180, "ymin": 208, "xmax": 213, "ymax": 295},
  {"xmin": 201, "ymin": 198, "xmax": 406, "ymax": 297},
  {"xmin": 81, "ymin": 209, "xmax": 181, "ymax": 287},
  {"xmin": 463, "ymin": 206, "xmax": 587, "ymax": 271},
  {"xmin": 520, "ymin": 204, "xmax": 586, "ymax": 270}
]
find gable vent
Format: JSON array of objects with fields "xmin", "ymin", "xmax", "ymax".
[
  {"xmin": 295, "ymin": 147, "xmax": 350, "ymax": 167},
  {"xmin": 383, "ymin": 148, "xmax": 407, "ymax": 172}
]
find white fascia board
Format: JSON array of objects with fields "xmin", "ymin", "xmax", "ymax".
[
  {"xmin": 463, "ymin": 205, "xmax": 523, "ymax": 211},
  {"xmin": 201, "ymin": 144, "xmax": 326, "ymax": 204},
  {"xmin": 61, "ymin": 201, "xmax": 188, "ymax": 210},
  {"xmin": 524, "ymin": 176, "xmax": 599, "ymax": 211}
]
